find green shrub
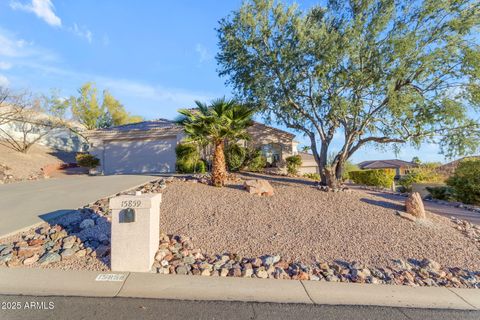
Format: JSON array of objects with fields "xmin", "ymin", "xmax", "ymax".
[
  {"xmin": 225, "ymin": 143, "xmax": 246, "ymax": 172},
  {"xmin": 446, "ymin": 159, "xmax": 480, "ymax": 205},
  {"xmin": 244, "ymin": 148, "xmax": 266, "ymax": 172},
  {"xmin": 342, "ymin": 161, "xmax": 359, "ymax": 180},
  {"xmin": 303, "ymin": 173, "xmax": 320, "ymax": 180},
  {"xmin": 348, "ymin": 169, "xmax": 395, "ymax": 188},
  {"xmin": 285, "ymin": 155, "xmax": 302, "ymax": 175},
  {"xmin": 175, "ymin": 143, "xmax": 204, "ymax": 173},
  {"xmin": 76, "ymin": 153, "xmax": 100, "ymax": 168},
  {"xmin": 426, "ymin": 186, "xmax": 453, "ymax": 201},
  {"xmin": 398, "ymin": 164, "xmax": 444, "ymax": 192}
]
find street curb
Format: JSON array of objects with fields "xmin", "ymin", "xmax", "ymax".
[{"xmin": 0, "ymin": 268, "xmax": 478, "ymax": 310}]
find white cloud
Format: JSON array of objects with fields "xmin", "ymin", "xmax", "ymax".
[
  {"xmin": 0, "ymin": 30, "xmax": 30, "ymax": 58},
  {"xmin": 0, "ymin": 28, "xmax": 58, "ymax": 62},
  {"xmin": 0, "ymin": 75, "xmax": 10, "ymax": 87},
  {"xmin": 195, "ymin": 43, "xmax": 212, "ymax": 63},
  {"xmin": 0, "ymin": 62, "xmax": 12, "ymax": 70},
  {"xmin": 98, "ymin": 77, "xmax": 213, "ymax": 106},
  {"xmin": 10, "ymin": 0, "xmax": 62, "ymax": 27},
  {"xmin": 70, "ymin": 23, "xmax": 93, "ymax": 43}
]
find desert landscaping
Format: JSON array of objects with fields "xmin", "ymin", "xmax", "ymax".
[{"xmin": 1, "ymin": 175, "xmax": 479, "ymax": 288}]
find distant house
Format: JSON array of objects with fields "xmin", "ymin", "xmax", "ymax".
[
  {"xmin": 357, "ymin": 159, "xmax": 418, "ymax": 178},
  {"xmin": 297, "ymin": 152, "xmax": 319, "ymax": 174},
  {"xmin": 86, "ymin": 119, "xmax": 312, "ymax": 175},
  {"xmin": 435, "ymin": 156, "xmax": 480, "ymax": 177},
  {"xmin": 0, "ymin": 105, "xmax": 86, "ymax": 152}
]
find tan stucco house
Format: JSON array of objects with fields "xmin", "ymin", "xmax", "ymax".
[
  {"xmin": 357, "ymin": 159, "xmax": 418, "ymax": 179},
  {"xmin": 86, "ymin": 119, "xmax": 311, "ymax": 175}
]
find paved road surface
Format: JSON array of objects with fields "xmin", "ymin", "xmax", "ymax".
[
  {"xmin": 358, "ymin": 188, "xmax": 480, "ymax": 225},
  {"xmin": 0, "ymin": 295, "xmax": 479, "ymax": 320},
  {"xmin": 0, "ymin": 175, "xmax": 157, "ymax": 237}
]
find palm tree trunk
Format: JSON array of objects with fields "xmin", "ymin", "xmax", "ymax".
[{"xmin": 212, "ymin": 140, "xmax": 227, "ymax": 186}]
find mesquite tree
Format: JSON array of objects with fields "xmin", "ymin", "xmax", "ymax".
[{"xmin": 217, "ymin": 0, "xmax": 480, "ymax": 187}]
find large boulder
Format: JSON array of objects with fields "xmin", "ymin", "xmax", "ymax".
[
  {"xmin": 405, "ymin": 192, "xmax": 426, "ymax": 219},
  {"xmin": 243, "ymin": 179, "xmax": 274, "ymax": 196}
]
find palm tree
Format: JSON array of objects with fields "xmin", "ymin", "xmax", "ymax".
[{"xmin": 178, "ymin": 98, "xmax": 255, "ymax": 186}]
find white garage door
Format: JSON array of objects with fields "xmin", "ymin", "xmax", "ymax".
[{"xmin": 104, "ymin": 138, "xmax": 176, "ymax": 174}]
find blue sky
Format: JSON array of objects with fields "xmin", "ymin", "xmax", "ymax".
[{"xmin": 0, "ymin": 0, "xmax": 463, "ymax": 164}]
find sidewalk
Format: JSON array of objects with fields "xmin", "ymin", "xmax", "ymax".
[{"xmin": 0, "ymin": 268, "xmax": 478, "ymax": 310}]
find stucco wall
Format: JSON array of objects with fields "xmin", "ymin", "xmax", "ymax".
[
  {"xmin": 245, "ymin": 123, "xmax": 296, "ymax": 160},
  {"xmin": 0, "ymin": 122, "xmax": 86, "ymax": 152}
]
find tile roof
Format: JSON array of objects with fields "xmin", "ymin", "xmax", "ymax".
[
  {"xmin": 93, "ymin": 119, "xmax": 180, "ymax": 132},
  {"xmin": 357, "ymin": 159, "xmax": 418, "ymax": 169}
]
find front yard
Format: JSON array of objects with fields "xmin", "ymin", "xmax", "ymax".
[
  {"xmin": 160, "ymin": 174, "xmax": 479, "ymax": 269},
  {"xmin": 0, "ymin": 174, "xmax": 479, "ymax": 287}
]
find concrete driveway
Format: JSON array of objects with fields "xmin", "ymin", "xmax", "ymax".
[{"xmin": 0, "ymin": 175, "xmax": 158, "ymax": 238}]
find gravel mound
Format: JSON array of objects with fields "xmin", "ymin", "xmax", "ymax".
[{"xmin": 160, "ymin": 176, "xmax": 480, "ymax": 269}]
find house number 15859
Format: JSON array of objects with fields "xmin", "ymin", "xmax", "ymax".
[{"xmin": 120, "ymin": 200, "xmax": 141, "ymax": 208}]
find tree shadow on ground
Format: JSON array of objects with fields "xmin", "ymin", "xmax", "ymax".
[
  {"xmin": 360, "ymin": 198, "xmax": 405, "ymax": 211},
  {"xmin": 47, "ymin": 150, "xmax": 77, "ymax": 163},
  {"xmin": 239, "ymin": 172, "xmax": 317, "ymax": 187}
]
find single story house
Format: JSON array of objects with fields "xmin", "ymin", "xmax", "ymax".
[
  {"xmin": 86, "ymin": 119, "xmax": 311, "ymax": 175},
  {"xmin": 297, "ymin": 152, "xmax": 319, "ymax": 174},
  {"xmin": 435, "ymin": 156, "xmax": 480, "ymax": 177},
  {"xmin": 357, "ymin": 159, "xmax": 418, "ymax": 178}
]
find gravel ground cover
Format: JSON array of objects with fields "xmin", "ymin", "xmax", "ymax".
[
  {"xmin": 1, "ymin": 175, "xmax": 479, "ymax": 288},
  {"xmin": 161, "ymin": 175, "xmax": 480, "ymax": 269}
]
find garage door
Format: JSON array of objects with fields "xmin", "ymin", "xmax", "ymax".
[{"xmin": 104, "ymin": 138, "xmax": 176, "ymax": 174}]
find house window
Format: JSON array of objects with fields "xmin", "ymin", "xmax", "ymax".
[{"xmin": 261, "ymin": 143, "xmax": 281, "ymax": 166}]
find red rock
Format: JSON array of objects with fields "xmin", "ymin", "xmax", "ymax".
[
  {"xmin": 274, "ymin": 261, "xmax": 289, "ymax": 269},
  {"xmin": 28, "ymin": 239, "xmax": 44, "ymax": 246},
  {"xmin": 17, "ymin": 246, "xmax": 44, "ymax": 258}
]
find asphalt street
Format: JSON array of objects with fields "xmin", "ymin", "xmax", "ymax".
[{"xmin": 1, "ymin": 295, "xmax": 479, "ymax": 320}]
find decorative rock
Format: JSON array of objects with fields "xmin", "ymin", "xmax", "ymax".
[
  {"xmin": 395, "ymin": 211, "xmax": 417, "ymax": 222},
  {"xmin": 160, "ymin": 259, "xmax": 169, "ymax": 267},
  {"xmin": 243, "ymin": 179, "xmax": 274, "ymax": 196},
  {"xmin": 155, "ymin": 249, "xmax": 170, "ymax": 261},
  {"xmin": 23, "ymin": 254, "xmax": 39, "ymax": 265},
  {"xmin": 158, "ymin": 267, "xmax": 170, "ymax": 274},
  {"xmin": 256, "ymin": 268, "xmax": 269, "ymax": 279},
  {"xmin": 420, "ymin": 259, "xmax": 441, "ymax": 272},
  {"xmin": 50, "ymin": 230, "xmax": 67, "ymax": 241},
  {"xmin": 75, "ymin": 249, "xmax": 87, "ymax": 258},
  {"xmin": 220, "ymin": 268, "xmax": 229, "ymax": 277},
  {"xmin": 405, "ymin": 192, "xmax": 426, "ymax": 219},
  {"xmin": 17, "ymin": 245, "xmax": 43, "ymax": 258},
  {"xmin": 62, "ymin": 236, "xmax": 76, "ymax": 249},
  {"xmin": 79, "ymin": 219, "xmax": 95, "ymax": 229},
  {"xmin": 0, "ymin": 253, "xmax": 13, "ymax": 264},
  {"xmin": 176, "ymin": 265, "xmax": 189, "ymax": 275},
  {"xmin": 61, "ymin": 248, "xmax": 76, "ymax": 260},
  {"xmin": 27, "ymin": 239, "xmax": 45, "ymax": 246},
  {"xmin": 183, "ymin": 256, "xmax": 195, "ymax": 265},
  {"xmin": 38, "ymin": 252, "xmax": 61, "ymax": 265},
  {"xmin": 201, "ymin": 269, "xmax": 211, "ymax": 276}
]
